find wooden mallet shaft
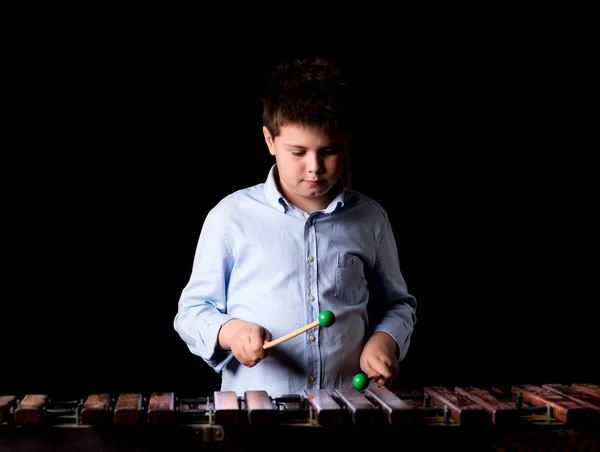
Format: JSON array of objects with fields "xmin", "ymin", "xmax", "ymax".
[
  {"xmin": 263, "ymin": 320, "xmax": 319, "ymax": 350},
  {"xmin": 263, "ymin": 310, "xmax": 335, "ymax": 350}
]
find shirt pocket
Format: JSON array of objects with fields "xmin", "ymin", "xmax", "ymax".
[{"xmin": 334, "ymin": 253, "xmax": 368, "ymax": 304}]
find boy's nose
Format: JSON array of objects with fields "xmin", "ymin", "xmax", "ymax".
[{"xmin": 307, "ymin": 154, "xmax": 323, "ymax": 173}]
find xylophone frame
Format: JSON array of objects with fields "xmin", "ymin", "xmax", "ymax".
[{"xmin": 1, "ymin": 382, "xmax": 599, "ymax": 451}]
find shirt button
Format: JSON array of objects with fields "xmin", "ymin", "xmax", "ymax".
[
  {"xmin": 308, "ymin": 295, "xmax": 315, "ymax": 302},
  {"xmin": 307, "ymin": 256, "xmax": 314, "ymax": 262},
  {"xmin": 309, "ymin": 375, "xmax": 316, "ymax": 383},
  {"xmin": 352, "ymin": 258, "xmax": 358, "ymax": 264},
  {"xmin": 309, "ymin": 334, "xmax": 315, "ymax": 342},
  {"xmin": 307, "ymin": 220, "xmax": 312, "ymax": 226}
]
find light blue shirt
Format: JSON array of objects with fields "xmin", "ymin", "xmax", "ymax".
[{"xmin": 174, "ymin": 164, "xmax": 416, "ymax": 397}]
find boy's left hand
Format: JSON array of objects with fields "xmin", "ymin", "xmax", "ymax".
[{"xmin": 359, "ymin": 331, "xmax": 399, "ymax": 388}]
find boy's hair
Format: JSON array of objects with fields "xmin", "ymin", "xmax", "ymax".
[{"xmin": 261, "ymin": 56, "xmax": 353, "ymax": 138}]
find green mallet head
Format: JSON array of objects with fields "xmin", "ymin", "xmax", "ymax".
[
  {"xmin": 318, "ymin": 310, "xmax": 335, "ymax": 327},
  {"xmin": 353, "ymin": 372, "xmax": 369, "ymax": 391}
]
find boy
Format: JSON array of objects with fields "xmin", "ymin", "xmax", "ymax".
[{"xmin": 173, "ymin": 56, "xmax": 417, "ymax": 397}]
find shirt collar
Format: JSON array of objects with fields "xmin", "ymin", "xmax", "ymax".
[{"xmin": 263, "ymin": 164, "xmax": 346, "ymax": 214}]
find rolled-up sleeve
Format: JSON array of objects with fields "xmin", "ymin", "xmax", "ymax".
[
  {"xmin": 369, "ymin": 213, "xmax": 417, "ymax": 362},
  {"xmin": 173, "ymin": 208, "xmax": 235, "ymax": 372}
]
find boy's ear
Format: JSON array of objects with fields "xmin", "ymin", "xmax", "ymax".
[{"xmin": 263, "ymin": 126, "xmax": 276, "ymax": 155}]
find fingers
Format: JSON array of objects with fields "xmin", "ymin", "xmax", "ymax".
[
  {"xmin": 249, "ymin": 333, "xmax": 268, "ymax": 359},
  {"xmin": 367, "ymin": 372, "xmax": 390, "ymax": 388},
  {"xmin": 364, "ymin": 361, "xmax": 398, "ymax": 388},
  {"xmin": 233, "ymin": 326, "xmax": 271, "ymax": 367},
  {"xmin": 238, "ymin": 342, "xmax": 264, "ymax": 367},
  {"xmin": 263, "ymin": 330, "xmax": 273, "ymax": 344}
]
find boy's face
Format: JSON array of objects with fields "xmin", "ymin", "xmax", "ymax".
[{"xmin": 263, "ymin": 124, "xmax": 347, "ymax": 211}]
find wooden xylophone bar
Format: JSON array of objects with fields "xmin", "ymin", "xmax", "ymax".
[{"xmin": 1, "ymin": 383, "xmax": 599, "ymax": 450}]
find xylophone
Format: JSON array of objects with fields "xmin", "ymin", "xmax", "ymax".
[{"xmin": 1, "ymin": 382, "xmax": 599, "ymax": 451}]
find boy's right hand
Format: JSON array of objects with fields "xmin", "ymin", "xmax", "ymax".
[{"xmin": 218, "ymin": 319, "xmax": 272, "ymax": 367}]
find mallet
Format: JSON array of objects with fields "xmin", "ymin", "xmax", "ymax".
[
  {"xmin": 352, "ymin": 372, "xmax": 369, "ymax": 390},
  {"xmin": 263, "ymin": 310, "xmax": 335, "ymax": 350}
]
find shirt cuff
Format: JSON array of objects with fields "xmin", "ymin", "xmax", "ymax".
[{"xmin": 201, "ymin": 311, "xmax": 235, "ymax": 370}]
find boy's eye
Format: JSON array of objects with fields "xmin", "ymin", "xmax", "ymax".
[{"xmin": 290, "ymin": 149, "xmax": 338, "ymax": 157}]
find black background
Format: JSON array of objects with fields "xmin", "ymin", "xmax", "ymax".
[{"xmin": 3, "ymin": 21, "xmax": 596, "ymax": 398}]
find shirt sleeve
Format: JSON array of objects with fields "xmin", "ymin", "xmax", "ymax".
[
  {"xmin": 368, "ymin": 212, "xmax": 417, "ymax": 362},
  {"xmin": 173, "ymin": 207, "xmax": 235, "ymax": 372}
]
